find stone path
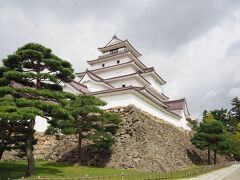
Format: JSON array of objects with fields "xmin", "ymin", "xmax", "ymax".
[
  {"xmin": 182, "ymin": 163, "xmax": 240, "ymax": 180},
  {"xmin": 223, "ymin": 166, "xmax": 240, "ymax": 180}
]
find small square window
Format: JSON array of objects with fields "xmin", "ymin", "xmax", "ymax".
[
  {"xmin": 102, "ymin": 64, "xmax": 105, "ymax": 67},
  {"xmin": 117, "ymin": 60, "xmax": 120, "ymax": 64},
  {"xmin": 122, "ymin": 84, "xmax": 126, "ymax": 87},
  {"xmin": 110, "ymin": 49, "xmax": 118, "ymax": 54}
]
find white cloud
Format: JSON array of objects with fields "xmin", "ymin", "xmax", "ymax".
[
  {"xmin": 228, "ymin": 88, "xmax": 240, "ymax": 97},
  {"xmin": 0, "ymin": 0, "xmax": 240, "ymax": 121}
]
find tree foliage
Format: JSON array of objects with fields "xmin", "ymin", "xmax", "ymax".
[
  {"xmin": 186, "ymin": 118, "xmax": 199, "ymax": 130},
  {"xmin": 192, "ymin": 113, "xmax": 233, "ymax": 164},
  {"xmin": 230, "ymin": 97, "xmax": 240, "ymax": 122},
  {"xmin": 193, "ymin": 97, "xmax": 240, "ymax": 164},
  {"xmin": 47, "ymin": 95, "xmax": 120, "ymax": 162},
  {"xmin": 2, "ymin": 43, "xmax": 74, "ymax": 90},
  {"xmin": 0, "ymin": 43, "xmax": 75, "ymax": 176}
]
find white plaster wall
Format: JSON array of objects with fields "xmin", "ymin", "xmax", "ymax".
[
  {"xmin": 98, "ymin": 92, "xmax": 186, "ymax": 128},
  {"xmin": 144, "ymin": 75, "xmax": 162, "ymax": 93},
  {"xmin": 94, "ymin": 65, "xmax": 138, "ymax": 79},
  {"xmin": 63, "ymin": 84, "xmax": 80, "ymax": 95},
  {"xmin": 172, "ymin": 110, "xmax": 191, "ymax": 130},
  {"xmin": 80, "ymin": 74, "xmax": 109, "ymax": 92},
  {"xmin": 91, "ymin": 55, "xmax": 131, "ymax": 69},
  {"xmin": 83, "ymin": 81, "xmax": 107, "ymax": 92},
  {"xmin": 34, "ymin": 91, "xmax": 190, "ymax": 132},
  {"xmin": 35, "ymin": 116, "xmax": 49, "ymax": 132},
  {"xmin": 107, "ymin": 77, "xmax": 145, "ymax": 88}
]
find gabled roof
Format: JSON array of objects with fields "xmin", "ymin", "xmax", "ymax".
[
  {"xmin": 87, "ymin": 85, "xmax": 167, "ymax": 108},
  {"xmin": 78, "ymin": 69, "xmax": 114, "ymax": 89},
  {"xmin": 165, "ymin": 98, "xmax": 190, "ymax": 116},
  {"xmin": 77, "ymin": 69, "xmax": 166, "ymax": 89},
  {"xmin": 146, "ymin": 86, "xmax": 169, "ymax": 101},
  {"xmin": 105, "ymin": 35, "xmax": 124, "ymax": 47},
  {"xmin": 87, "ymin": 50, "xmax": 147, "ymax": 69},
  {"xmin": 98, "ymin": 35, "xmax": 142, "ymax": 57},
  {"xmin": 103, "ymin": 71, "xmax": 151, "ymax": 85},
  {"xmin": 141, "ymin": 67, "xmax": 166, "ymax": 85},
  {"xmin": 68, "ymin": 80, "xmax": 89, "ymax": 93}
]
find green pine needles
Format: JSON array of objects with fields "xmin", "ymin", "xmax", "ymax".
[{"xmin": 0, "ymin": 43, "xmax": 120, "ymax": 177}]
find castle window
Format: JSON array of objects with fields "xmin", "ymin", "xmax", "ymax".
[
  {"xmin": 122, "ymin": 84, "xmax": 126, "ymax": 87},
  {"xmin": 110, "ymin": 49, "xmax": 118, "ymax": 54},
  {"xmin": 117, "ymin": 60, "xmax": 120, "ymax": 64},
  {"xmin": 102, "ymin": 64, "xmax": 105, "ymax": 67}
]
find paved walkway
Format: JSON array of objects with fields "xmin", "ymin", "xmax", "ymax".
[{"xmin": 183, "ymin": 163, "xmax": 240, "ymax": 180}]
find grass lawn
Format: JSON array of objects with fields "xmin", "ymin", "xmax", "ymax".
[
  {"xmin": 0, "ymin": 161, "xmax": 233, "ymax": 180},
  {"xmin": 0, "ymin": 161, "xmax": 140, "ymax": 179}
]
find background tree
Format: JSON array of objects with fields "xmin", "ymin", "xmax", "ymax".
[
  {"xmin": 192, "ymin": 112, "xmax": 232, "ymax": 164},
  {"xmin": 227, "ymin": 97, "xmax": 240, "ymax": 134},
  {"xmin": 186, "ymin": 117, "xmax": 199, "ymax": 130},
  {"xmin": 211, "ymin": 108, "xmax": 228, "ymax": 124},
  {"xmin": 203, "ymin": 111, "xmax": 214, "ymax": 123},
  {"xmin": 0, "ymin": 43, "xmax": 75, "ymax": 176},
  {"xmin": 192, "ymin": 122, "xmax": 212, "ymax": 164},
  {"xmin": 230, "ymin": 132, "xmax": 240, "ymax": 160},
  {"xmin": 228, "ymin": 97, "xmax": 240, "ymax": 159},
  {"xmin": 230, "ymin": 97, "xmax": 240, "ymax": 122},
  {"xmin": 47, "ymin": 95, "xmax": 120, "ymax": 163}
]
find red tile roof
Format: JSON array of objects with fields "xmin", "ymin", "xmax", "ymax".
[
  {"xmin": 165, "ymin": 98, "xmax": 186, "ymax": 110},
  {"xmin": 165, "ymin": 98, "xmax": 190, "ymax": 116}
]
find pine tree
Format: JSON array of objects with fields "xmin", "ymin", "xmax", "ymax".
[
  {"xmin": 47, "ymin": 95, "xmax": 120, "ymax": 163},
  {"xmin": 0, "ymin": 96, "xmax": 26, "ymax": 160},
  {"xmin": 186, "ymin": 117, "xmax": 199, "ymax": 130},
  {"xmin": 0, "ymin": 43, "xmax": 75, "ymax": 176},
  {"xmin": 231, "ymin": 97, "xmax": 240, "ymax": 122},
  {"xmin": 211, "ymin": 108, "xmax": 228, "ymax": 124},
  {"xmin": 0, "ymin": 67, "xmax": 23, "ymax": 160},
  {"xmin": 192, "ymin": 117, "xmax": 232, "ymax": 164}
]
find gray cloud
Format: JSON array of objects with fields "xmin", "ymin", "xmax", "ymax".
[
  {"xmin": 225, "ymin": 39, "xmax": 240, "ymax": 56},
  {"xmin": 2, "ymin": 0, "xmax": 239, "ymax": 52},
  {"xmin": 0, "ymin": 0, "xmax": 240, "ymax": 119},
  {"xmin": 123, "ymin": 0, "xmax": 240, "ymax": 52}
]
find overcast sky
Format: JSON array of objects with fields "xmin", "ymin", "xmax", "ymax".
[{"xmin": 1, "ymin": 0, "xmax": 240, "ymax": 119}]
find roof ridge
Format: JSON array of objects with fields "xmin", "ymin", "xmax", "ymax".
[
  {"xmin": 71, "ymin": 80, "xmax": 88, "ymax": 88},
  {"xmin": 105, "ymin": 35, "xmax": 124, "ymax": 47},
  {"xmin": 103, "ymin": 72, "xmax": 151, "ymax": 85},
  {"xmin": 86, "ymin": 86, "xmax": 181, "ymax": 118},
  {"xmin": 165, "ymin": 98, "xmax": 186, "ymax": 103},
  {"xmin": 86, "ymin": 70, "xmax": 115, "ymax": 88}
]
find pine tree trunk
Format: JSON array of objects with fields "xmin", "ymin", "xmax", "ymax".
[
  {"xmin": 36, "ymin": 63, "xmax": 41, "ymax": 90},
  {"xmin": 25, "ymin": 120, "xmax": 35, "ymax": 177},
  {"xmin": 214, "ymin": 150, "xmax": 217, "ymax": 164},
  {"xmin": 77, "ymin": 130, "xmax": 83, "ymax": 163},
  {"xmin": 0, "ymin": 147, "xmax": 4, "ymax": 161},
  {"xmin": 36, "ymin": 77, "xmax": 41, "ymax": 90},
  {"xmin": 208, "ymin": 148, "xmax": 211, "ymax": 165}
]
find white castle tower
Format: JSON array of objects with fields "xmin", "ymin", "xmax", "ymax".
[{"xmin": 64, "ymin": 35, "xmax": 191, "ymax": 130}]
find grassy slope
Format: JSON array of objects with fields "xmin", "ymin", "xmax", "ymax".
[
  {"xmin": 0, "ymin": 161, "xmax": 232, "ymax": 180},
  {"xmin": 0, "ymin": 161, "xmax": 138, "ymax": 179}
]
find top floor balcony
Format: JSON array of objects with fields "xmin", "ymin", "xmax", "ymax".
[{"xmin": 98, "ymin": 48, "xmax": 129, "ymax": 59}]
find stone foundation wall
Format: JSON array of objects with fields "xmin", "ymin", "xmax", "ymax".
[{"xmin": 2, "ymin": 105, "xmax": 227, "ymax": 172}]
